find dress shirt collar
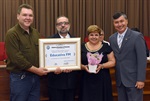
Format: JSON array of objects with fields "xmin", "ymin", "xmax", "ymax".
[
  {"xmin": 59, "ymin": 33, "xmax": 70, "ymax": 38},
  {"xmin": 117, "ymin": 27, "xmax": 128, "ymax": 38}
]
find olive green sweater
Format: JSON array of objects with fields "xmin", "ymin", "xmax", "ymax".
[{"xmin": 5, "ymin": 24, "xmax": 40, "ymax": 73}]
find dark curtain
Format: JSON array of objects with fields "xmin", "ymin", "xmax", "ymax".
[{"xmin": 0, "ymin": 0, "xmax": 150, "ymax": 42}]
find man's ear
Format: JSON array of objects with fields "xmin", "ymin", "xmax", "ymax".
[{"xmin": 17, "ymin": 14, "xmax": 19, "ymax": 20}]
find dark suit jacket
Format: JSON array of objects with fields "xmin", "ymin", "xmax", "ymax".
[
  {"xmin": 109, "ymin": 28, "xmax": 147, "ymax": 87},
  {"xmin": 48, "ymin": 33, "xmax": 79, "ymax": 89}
]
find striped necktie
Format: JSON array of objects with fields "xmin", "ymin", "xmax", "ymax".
[{"xmin": 118, "ymin": 35, "xmax": 123, "ymax": 48}]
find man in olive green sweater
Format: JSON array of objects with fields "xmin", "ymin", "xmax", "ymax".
[{"xmin": 5, "ymin": 4, "xmax": 48, "ymax": 101}]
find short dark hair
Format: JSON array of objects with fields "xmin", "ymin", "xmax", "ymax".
[
  {"xmin": 113, "ymin": 12, "xmax": 128, "ymax": 20},
  {"xmin": 17, "ymin": 4, "xmax": 33, "ymax": 14}
]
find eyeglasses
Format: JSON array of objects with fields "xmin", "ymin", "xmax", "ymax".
[{"xmin": 56, "ymin": 22, "xmax": 69, "ymax": 26}]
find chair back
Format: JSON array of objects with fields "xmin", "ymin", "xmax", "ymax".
[{"xmin": 0, "ymin": 42, "xmax": 7, "ymax": 61}]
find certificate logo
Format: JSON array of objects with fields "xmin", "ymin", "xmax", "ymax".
[{"xmin": 46, "ymin": 45, "xmax": 50, "ymax": 50}]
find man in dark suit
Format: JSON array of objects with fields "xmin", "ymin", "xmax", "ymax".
[
  {"xmin": 109, "ymin": 12, "xmax": 147, "ymax": 101},
  {"xmin": 48, "ymin": 16, "xmax": 79, "ymax": 101}
]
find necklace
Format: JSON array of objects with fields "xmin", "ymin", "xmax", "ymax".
[{"xmin": 85, "ymin": 42, "xmax": 103, "ymax": 52}]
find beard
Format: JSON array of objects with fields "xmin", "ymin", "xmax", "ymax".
[
  {"xmin": 57, "ymin": 26, "xmax": 70, "ymax": 34},
  {"xmin": 59, "ymin": 29, "xmax": 69, "ymax": 34}
]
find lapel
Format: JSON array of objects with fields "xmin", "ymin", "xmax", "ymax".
[
  {"xmin": 56, "ymin": 33, "xmax": 61, "ymax": 38},
  {"xmin": 112, "ymin": 33, "xmax": 120, "ymax": 52},
  {"xmin": 112, "ymin": 29, "xmax": 131, "ymax": 52},
  {"xmin": 119, "ymin": 29, "xmax": 131, "ymax": 51}
]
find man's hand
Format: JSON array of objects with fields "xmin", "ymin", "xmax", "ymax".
[
  {"xmin": 27, "ymin": 66, "xmax": 49, "ymax": 76},
  {"xmin": 54, "ymin": 67, "xmax": 73, "ymax": 74},
  {"xmin": 135, "ymin": 81, "xmax": 145, "ymax": 89},
  {"xmin": 54, "ymin": 67, "xmax": 62, "ymax": 74}
]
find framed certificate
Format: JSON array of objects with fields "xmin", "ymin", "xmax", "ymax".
[{"xmin": 39, "ymin": 38, "xmax": 81, "ymax": 71}]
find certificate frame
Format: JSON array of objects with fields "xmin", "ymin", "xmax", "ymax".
[{"xmin": 39, "ymin": 38, "xmax": 81, "ymax": 71}]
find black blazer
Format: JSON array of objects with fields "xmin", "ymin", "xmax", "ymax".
[{"xmin": 48, "ymin": 33, "xmax": 79, "ymax": 89}]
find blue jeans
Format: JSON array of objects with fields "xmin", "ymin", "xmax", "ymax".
[{"xmin": 10, "ymin": 72, "xmax": 40, "ymax": 101}]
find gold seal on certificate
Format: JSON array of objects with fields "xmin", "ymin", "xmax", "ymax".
[{"xmin": 39, "ymin": 38, "xmax": 81, "ymax": 72}]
